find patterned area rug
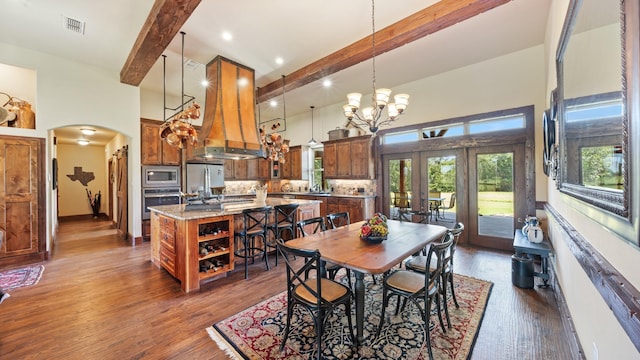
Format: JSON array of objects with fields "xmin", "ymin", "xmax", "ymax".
[
  {"xmin": 0, "ymin": 265, "xmax": 45, "ymax": 290},
  {"xmin": 207, "ymin": 273, "xmax": 492, "ymax": 359}
]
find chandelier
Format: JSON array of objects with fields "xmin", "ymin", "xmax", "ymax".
[
  {"xmin": 342, "ymin": 0, "xmax": 409, "ymax": 134},
  {"xmin": 260, "ymin": 75, "xmax": 290, "ymax": 162},
  {"xmin": 160, "ymin": 31, "xmax": 199, "ymax": 148}
]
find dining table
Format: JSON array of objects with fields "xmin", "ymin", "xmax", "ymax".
[{"xmin": 285, "ymin": 219, "xmax": 448, "ymax": 345}]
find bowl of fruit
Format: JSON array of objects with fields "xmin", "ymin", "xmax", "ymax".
[{"xmin": 359, "ymin": 213, "xmax": 389, "ymax": 243}]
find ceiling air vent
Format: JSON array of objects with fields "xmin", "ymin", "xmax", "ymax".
[
  {"xmin": 62, "ymin": 15, "xmax": 85, "ymax": 35},
  {"xmin": 183, "ymin": 59, "xmax": 202, "ymax": 71}
]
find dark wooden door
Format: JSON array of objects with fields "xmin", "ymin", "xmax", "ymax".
[
  {"xmin": 0, "ymin": 136, "xmax": 46, "ymax": 265},
  {"xmin": 116, "ymin": 146, "xmax": 128, "ymax": 240}
]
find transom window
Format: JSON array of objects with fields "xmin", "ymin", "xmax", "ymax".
[{"xmin": 382, "ymin": 113, "xmax": 526, "ymax": 145}]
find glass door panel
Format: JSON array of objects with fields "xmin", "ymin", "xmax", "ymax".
[
  {"xmin": 383, "ymin": 154, "xmax": 417, "ymax": 220},
  {"xmin": 468, "ymin": 144, "xmax": 526, "ymax": 250},
  {"xmin": 427, "ymin": 155, "xmax": 457, "ymax": 223},
  {"xmin": 476, "ymin": 153, "xmax": 514, "ymax": 237}
]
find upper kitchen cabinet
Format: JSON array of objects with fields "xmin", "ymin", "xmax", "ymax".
[
  {"xmin": 223, "ymin": 159, "xmax": 235, "ymax": 180},
  {"xmin": 141, "ymin": 119, "xmax": 181, "ymax": 165},
  {"xmin": 247, "ymin": 157, "xmax": 271, "ymax": 180},
  {"xmin": 280, "ymin": 146, "xmax": 308, "ymax": 180},
  {"xmin": 322, "ymin": 135, "xmax": 372, "ymax": 179}
]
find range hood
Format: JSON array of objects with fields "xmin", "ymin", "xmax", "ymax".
[{"xmin": 193, "ymin": 56, "xmax": 263, "ymax": 160}]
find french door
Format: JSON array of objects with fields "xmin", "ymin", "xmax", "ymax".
[
  {"xmin": 420, "ymin": 149, "xmax": 466, "ymax": 227},
  {"xmin": 468, "ymin": 144, "xmax": 527, "ymax": 250}
]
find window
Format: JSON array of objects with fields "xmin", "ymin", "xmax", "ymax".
[{"xmin": 382, "ymin": 113, "xmax": 526, "ymax": 145}]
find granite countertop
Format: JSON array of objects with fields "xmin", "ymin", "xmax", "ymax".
[
  {"xmin": 224, "ymin": 192, "xmax": 375, "ymax": 199},
  {"xmin": 148, "ymin": 198, "xmax": 320, "ymax": 221}
]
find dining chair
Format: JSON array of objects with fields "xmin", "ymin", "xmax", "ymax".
[
  {"xmin": 326, "ymin": 212, "xmax": 350, "ymax": 229},
  {"xmin": 276, "ymin": 238, "xmax": 354, "ymax": 360},
  {"xmin": 405, "ymin": 228, "xmax": 461, "ymax": 328},
  {"xmin": 266, "ymin": 203, "xmax": 299, "ymax": 266},
  {"xmin": 438, "ymin": 193, "xmax": 456, "ymax": 221},
  {"xmin": 234, "ymin": 206, "xmax": 273, "ymax": 279},
  {"xmin": 392, "ymin": 191, "xmax": 411, "ymax": 220},
  {"xmin": 296, "ymin": 217, "xmax": 352, "ymax": 288},
  {"xmin": 376, "ymin": 232, "xmax": 454, "ymax": 359}
]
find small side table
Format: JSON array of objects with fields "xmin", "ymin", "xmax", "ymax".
[{"xmin": 513, "ymin": 230, "xmax": 552, "ymax": 288}]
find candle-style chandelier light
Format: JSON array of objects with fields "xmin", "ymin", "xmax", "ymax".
[
  {"xmin": 342, "ymin": 0, "xmax": 409, "ymax": 134},
  {"xmin": 259, "ymin": 75, "xmax": 290, "ymax": 162}
]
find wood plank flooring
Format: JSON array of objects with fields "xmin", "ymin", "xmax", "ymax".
[{"xmin": 0, "ymin": 218, "xmax": 580, "ymax": 359}]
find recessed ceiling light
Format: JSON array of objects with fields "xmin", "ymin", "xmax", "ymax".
[
  {"xmin": 270, "ymin": 100, "xmax": 278, "ymax": 107},
  {"xmin": 81, "ymin": 128, "xmax": 96, "ymax": 135},
  {"xmin": 275, "ymin": 57, "xmax": 284, "ymax": 65},
  {"xmin": 77, "ymin": 139, "xmax": 90, "ymax": 146},
  {"xmin": 323, "ymin": 79, "xmax": 332, "ymax": 88},
  {"xmin": 222, "ymin": 31, "xmax": 232, "ymax": 41}
]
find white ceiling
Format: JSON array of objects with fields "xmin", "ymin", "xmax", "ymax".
[{"xmin": 0, "ymin": 0, "xmax": 552, "ymax": 143}]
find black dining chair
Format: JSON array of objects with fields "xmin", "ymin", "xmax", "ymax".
[
  {"xmin": 276, "ymin": 238, "xmax": 354, "ymax": 360},
  {"xmin": 405, "ymin": 228, "xmax": 460, "ymax": 328},
  {"xmin": 326, "ymin": 212, "xmax": 350, "ymax": 229},
  {"xmin": 234, "ymin": 206, "xmax": 272, "ymax": 279},
  {"xmin": 266, "ymin": 203, "xmax": 299, "ymax": 266},
  {"xmin": 376, "ymin": 232, "xmax": 454, "ymax": 359},
  {"xmin": 297, "ymin": 217, "xmax": 352, "ymax": 289}
]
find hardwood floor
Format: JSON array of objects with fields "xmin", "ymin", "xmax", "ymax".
[{"xmin": 0, "ymin": 218, "xmax": 580, "ymax": 359}]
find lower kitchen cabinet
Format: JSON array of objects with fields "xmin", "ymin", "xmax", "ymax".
[
  {"xmin": 150, "ymin": 212, "xmax": 234, "ymax": 292},
  {"xmin": 326, "ymin": 197, "xmax": 375, "ymax": 223}
]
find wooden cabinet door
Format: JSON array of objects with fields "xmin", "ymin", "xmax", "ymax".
[
  {"xmin": 336, "ymin": 142, "xmax": 352, "ymax": 177},
  {"xmin": 224, "ymin": 159, "xmax": 235, "ymax": 180},
  {"xmin": 141, "ymin": 121, "xmax": 162, "ymax": 165},
  {"xmin": 0, "ymin": 136, "xmax": 45, "ymax": 263},
  {"xmin": 346, "ymin": 198, "xmax": 364, "ymax": 223},
  {"xmin": 235, "ymin": 159, "xmax": 248, "ymax": 180},
  {"xmin": 141, "ymin": 120, "xmax": 181, "ymax": 165},
  {"xmin": 246, "ymin": 158, "xmax": 259, "ymax": 179},
  {"xmin": 290, "ymin": 147, "xmax": 302, "ymax": 179},
  {"xmin": 258, "ymin": 158, "xmax": 271, "ymax": 180},
  {"xmin": 350, "ymin": 137, "xmax": 370, "ymax": 179},
  {"xmin": 280, "ymin": 151, "xmax": 292, "ymax": 179},
  {"xmin": 327, "ymin": 197, "xmax": 341, "ymax": 215},
  {"xmin": 323, "ymin": 143, "xmax": 337, "ymax": 178},
  {"xmin": 162, "ymin": 142, "xmax": 181, "ymax": 165}
]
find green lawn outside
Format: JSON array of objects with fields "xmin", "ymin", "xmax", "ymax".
[{"xmin": 478, "ymin": 191, "xmax": 513, "ymax": 216}]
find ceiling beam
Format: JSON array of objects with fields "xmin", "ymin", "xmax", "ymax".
[
  {"xmin": 120, "ymin": 0, "xmax": 202, "ymax": 86},
  {"xmin": 256, "ymin": 0, "xmax": 510, "ymax": 103}
]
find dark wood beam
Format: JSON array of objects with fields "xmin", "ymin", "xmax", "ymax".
[
  {"xmin": 257, "ymin": 0, "xmax": 510, "ymax": 103},
  {"xmin": 120, "ymin": 0, "xmax": 202, "ymax": 86}
]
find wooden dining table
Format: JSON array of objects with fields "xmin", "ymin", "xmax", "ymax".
[{"xmin": 285, "ymin": 219, "xmax": 448, "ymax": 344}]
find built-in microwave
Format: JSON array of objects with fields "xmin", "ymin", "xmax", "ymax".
[{"xmin": 142, "ymin": 165, "xmax": 181, "ymax": 188}]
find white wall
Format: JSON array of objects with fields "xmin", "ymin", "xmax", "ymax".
[
  {"xmin": 284, "ymin": 45, "xmax": 547, "ymax": 198},
  {"xmin": 0, "ymin": 41, "xmax": 143, "ymax": 249},
  {"xmin": 544, "ymin": 0, "xmax": 639, "ymax": 358}
]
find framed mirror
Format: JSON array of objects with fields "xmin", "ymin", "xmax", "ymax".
[{"xmin": 556, "ymin": 0, "xmax": 639, "ymax": 245}]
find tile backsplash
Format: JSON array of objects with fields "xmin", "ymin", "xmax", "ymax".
[{"xmin": 224, "ymin": 179, "xmax": 376, "ymax": 195}]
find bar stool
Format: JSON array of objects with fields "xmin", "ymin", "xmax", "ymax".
[
  {"xmin": 266, "ymin": 203, "xmax": 298, "ymax": 266},
  {"xmin": 234, "ymin": 206, "xmax": 272, "ymax": 279}
]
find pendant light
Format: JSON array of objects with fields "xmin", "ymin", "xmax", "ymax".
[
  {"xmin": 342, "ymin": 0, "xmax": 409, "ymax": 134},
  {"xmin": 308, "ymin": 106, "xmax": 317, "ymax": 145}
]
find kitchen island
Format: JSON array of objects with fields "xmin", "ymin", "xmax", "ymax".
[{"xmin": 148, "ymin": 198, "xmax": 320, "ymax": 292}]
